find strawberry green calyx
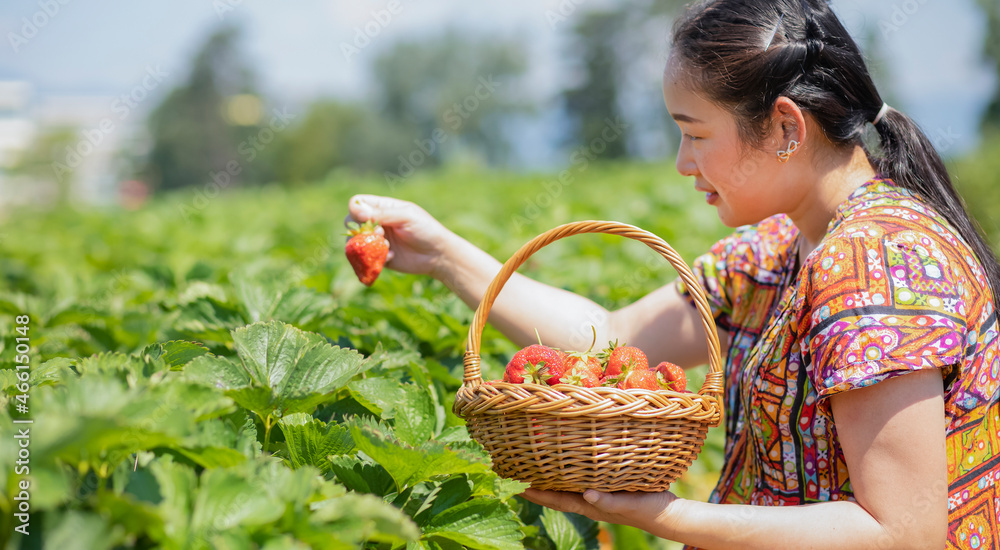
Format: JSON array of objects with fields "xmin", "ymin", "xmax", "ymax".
[
  {"xmin": 345, "ymin": 219, "xmax": 381, "ymax": 237},
  {"xmin": 521, "ymin": 361, "xmax": 550, "ymax": 385}
]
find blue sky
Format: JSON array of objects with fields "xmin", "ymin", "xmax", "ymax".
[{"xmin": 0, "ymin": 0, "xmax": 995, "ymax": 162}]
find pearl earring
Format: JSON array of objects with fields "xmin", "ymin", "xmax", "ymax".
[{"xmin": 777, "ymin": 140, "xmax": 799, "ymax": 163}]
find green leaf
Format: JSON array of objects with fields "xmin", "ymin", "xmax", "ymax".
[
  {"xmin": 393, "ymin": 384, "xmax": 437, "ymax": 446},
  {"xmin": 607, "ymin": 524, "xmax": 653, "ymax": 550},
  {"xmin": 187, "ymin": 321, "xmax": 370, "ymax": 420},
  {"xmin": 347, "ymin": 416, "xmax": 492, "ymax": 492},
  {"xmin": 32, "ymin": 375, "xmax": 189, "ymax": 470},
  {"xmin": 327, "ymin": 454, "xmax": 397, "ymax": 497},
  {"xmin": 41, "ymin": 510, "xmax": 123, "ymax": 550},
  {"xmin": 150, "ymin": 340, "xmax": 213, "ymax": 368},
  {"xmin": 30, "ymin": 357, "xmax": 75, "ymax": 386},
  {"xmin": 278, "ymin": 412, "xmax": 354, "ymax": 473},
  {"xmin": 540, "ymin": 507, "xmax": 600, "ymax": 550},
  {"xmin": 174, "ymin": 296, "xmax": 246, "ymax": 342},
  {"xmin": 309, "ymin": 491, "xmax": 421, "ymax": 545},
  {"xmin": 189, "ymin": 467, "xmax": 285, "ymax": 534},
  {"xmin": 412, "ymin": 477, "xmax": 473, "ymax": 527},
  {"xmin": 347, "ymin": 378, "xmax": 436, "ymax": 445},
  {"xmin": 423, "ymin": 498, "xmax": 524, "ymax": 550}
]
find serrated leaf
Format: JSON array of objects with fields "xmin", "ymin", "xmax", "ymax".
[
  {"xmin": 190, "ymin": 468, "xmax": 285, "ymax": 534},
  {"xmin": 31, "ymin": 357, "xmax": 75, "ymax": 386},
  {"xmin": 201, "ymin": 320, "xmax": 371, "ymax": 419},
  {"xmin": 412, "ymin": 477, "xmax": 473, "ymax": 527},
  {"xmin": 423, "ymin": 498, "xmax": 524, "ymax": 550},
  {"xmin": 393, "ymin": 384, "xmax": 436, "ymax": 445},
  {"xmin": 327, "ymin": 454, "xmax": 397, "ymax": 497},
  {"xmin": 159, "ymin": 340, "xmax": 213, "ymax": 368},
  {"xmin": 310, "ymin": 491, "xmax": 420, "ymax": 545},
  {"xmin": 347, "ymin": 416, "xmax": 491, "ymax": 492},
  {"xmin": 347, "ymin": 379, "xmax": 436, "ymax": 445},
  {"xmin": 540, "ymin": 508, "xmax": 600, "ymax": 550},
  {"xmin": 279, "ymin": 412, "xmax": 354, "ymax": 473}
]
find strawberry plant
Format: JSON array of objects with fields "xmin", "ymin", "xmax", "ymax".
[{"xmin": 0, "ymin": 162, "xmax": 731, "ymax": 549}]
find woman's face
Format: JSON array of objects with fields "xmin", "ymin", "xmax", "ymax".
[{"xmin": 662, "ymin": 58, "xmax": 792, "ymax": 228}]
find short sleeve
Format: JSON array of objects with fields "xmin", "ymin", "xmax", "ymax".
[
  {"xmin": 806, "ymin": 230, "xmax": 966, "ymax": 398},
  {"xmin": 677, "ymin": 216, "xmax": 798, "ymax": 333},
  {"xmin": 679, "ymin": 239, "xmax": 736, "ymax": 331}
]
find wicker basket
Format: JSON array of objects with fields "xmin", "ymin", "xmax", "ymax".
[{"xmin": 453, "ymin": 220, "xmax": 725, "ymax": 493}]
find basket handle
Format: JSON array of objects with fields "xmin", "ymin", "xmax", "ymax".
[{"xmin": 463, "ymin": 220, "xmax": 724, "ymax": 404}]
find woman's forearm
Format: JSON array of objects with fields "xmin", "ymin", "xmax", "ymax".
[{"xmin": 647, "ymin": 498, "xmax": 937, "ymax": 550}]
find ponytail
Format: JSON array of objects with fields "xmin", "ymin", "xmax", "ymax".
[{"xmin": 873, "ymin": 108, "xmax": 1000, "ymax": 309}]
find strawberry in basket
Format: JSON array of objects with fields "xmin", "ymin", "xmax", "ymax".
[
  {"xmin": 563, "ymin": 351, "xmax": 604, "ymax": 388},
  {"xmin": 601, "ymin": 341, "xmax": 649, "ymax": 386},
  {"xmin": 656, "ymin": 361, "xmax": 688, "ymax": 392},
  {"xmin": 503, "ymin": 344, "xmax": 566, "ymax": 384},
  {"xmin": 617, "ymin": 367, "xmax": 660, "ymax": 390}
]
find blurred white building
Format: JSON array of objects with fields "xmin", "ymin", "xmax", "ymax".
[{"xmin": 0, "ymin": 80, "xmax": 124, "ymax": 212}]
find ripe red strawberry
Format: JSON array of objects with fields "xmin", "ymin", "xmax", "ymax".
[
  {"xmin": 602, "ymin": 341, "xmax": 648, "ymax": 383},
  {"xmin": 655, "ymin": 361, "xmax": 687, "ymax": 392},
  {"xmin": 563, "ymin": 353, "xmax": 603, "ymax": 381},
  {"xmin": 345, "ymin": 220, "xmax": 390, "ymax": 286},
  {"xmin": 562, "ymin": 364, "xmax": 601, "ymax": 388},
  {"xmin": 503, "ymin": 344, "xmax": 565, "ymax": 385},
  {"xmin": 616, "ymin": 368, "xmax": 659, "ymax": 390}
]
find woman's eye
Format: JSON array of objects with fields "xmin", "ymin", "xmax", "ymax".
[{"xmin": 684, "ymin": 134, "xmax": 701, "ymax": 141}]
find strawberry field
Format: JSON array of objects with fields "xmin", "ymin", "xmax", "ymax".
[{"xmin": 0, "ymin": 163, "xmax": 732, "ymax": 549}]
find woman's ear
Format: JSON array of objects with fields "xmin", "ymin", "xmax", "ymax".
[{"xmin": 772, "ymin": 96, "xmax": 807, "ymax": 147}]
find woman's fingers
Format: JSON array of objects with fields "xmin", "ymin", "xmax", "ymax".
[{"xmin": 348, "ymin": 194, "xmax": 417, "ymax": 226}]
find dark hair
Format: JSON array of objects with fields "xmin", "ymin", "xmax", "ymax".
[{"xmin": 671, "ymin": 0, "xmax": 1000, "ymax": 310}]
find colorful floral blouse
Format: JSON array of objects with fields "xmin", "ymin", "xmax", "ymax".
[{"xmin": 678, "ymin": 178, "xmax": 1000, "ymax": 548}]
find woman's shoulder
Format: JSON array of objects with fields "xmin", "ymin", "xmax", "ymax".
[{"xmin": 821, "ymin": 179, "xmax": 973, "ymax": 262}]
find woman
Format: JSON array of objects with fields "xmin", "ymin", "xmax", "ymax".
[{"xmin": 346, "ymin": 0, "xmax": 999, "ymax": 547}]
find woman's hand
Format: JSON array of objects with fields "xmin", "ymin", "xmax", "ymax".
[
  {"xmin": 346, "ymin": 194, "xmax": 457, "ymax": 280},
  {"xmin": 521, "ymin": 487, "xmax": 683, "ymax": 539}
]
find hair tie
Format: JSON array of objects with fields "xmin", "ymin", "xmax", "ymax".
[{"xmin": 872, "ymin": 103, "xmax": 890, "ymax": 126}]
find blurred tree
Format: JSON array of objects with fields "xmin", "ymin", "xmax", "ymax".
[
  {"xmin": 268, "ymin": 100, "xmax": 411, "ymax": 186},
  {"xmin": 8, "ymin": 127, "xmax": 78, "ymax": 205},
  {"xmin": 371, "ymin": 30, "xmax": 529, "ymax": 169},
  {"xmin": 142, "ymin": 24, "xmax": 267, "ymax": 191},
  {"xmin": 561, "ymin": 9, "xmax": 630, "ymax": 159},
  {"xmin": 558, "ymin": 1, "xmax": 690, "ymax": 161},
  {"xmin": 978, "ymin": 0, "xmax": 1000, "ymax": 131}
]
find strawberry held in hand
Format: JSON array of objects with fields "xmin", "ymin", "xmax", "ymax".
[{"xmin": 345, "ymin": 220, "xmax": 390, "ymax": 286}]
